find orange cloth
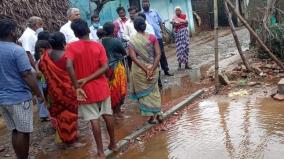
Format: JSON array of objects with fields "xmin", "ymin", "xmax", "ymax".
[{"xmin": 39, "ymin": 52, "xmax": 78, "ymax": 143}]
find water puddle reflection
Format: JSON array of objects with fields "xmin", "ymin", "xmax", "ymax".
[{"xmin": 121, "ymin": 96, "xmax": 284, "ymax": 159}]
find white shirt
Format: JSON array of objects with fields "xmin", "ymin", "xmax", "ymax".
[
  {"xmin": 18, "ymin": 27, "xmax": 37, "ymax": 56},
  {"xmin": 145, "ymin": 21, "xmax": 155, "ymax": 36},
  {"xmin": 89, "ymin": 25, "xmax": 103, "ymax": 41},
  {"xmin": 60, "ymin": 21, "xmax": 78, "ymax": 43},
  {"xmin": 124, "ymin": 20, "xmax": 156, "ymax": 40},
  {"xmin": 114, "ymin": 18, "xmax": 129, "ymax": 40}
]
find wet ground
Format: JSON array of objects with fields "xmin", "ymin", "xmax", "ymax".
[
  {"xmin": 2, "ymin": 28, "xmax": 280, "ymax": 159},
  {"xmin": 120, "ymin": 86, "xmax": 284, "ymax": 159}
]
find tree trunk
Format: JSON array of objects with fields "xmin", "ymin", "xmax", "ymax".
[
  {"xmin": 224, "ymin": 0, "xmax": 284, "ymax": 70},
  {"xmin": 91, "ymin": 0, "xmax": 114, "ymax": 16},
  {"xmin": 224, "ymin": 1, "xmax": 251, "ymax": 72},
  {"xmin": 214, "ymin": 0, "xmax": 220, "ymax": 93}
]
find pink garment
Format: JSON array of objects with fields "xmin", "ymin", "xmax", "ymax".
[
  {"xmin": 173, "ymin": 13, "xmax": 188, "ymax": 32},
  {"xmin": 148, "ymin": 34, "xmax": 158, "ymax": 45}
]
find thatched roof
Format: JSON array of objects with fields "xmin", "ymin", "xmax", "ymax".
[{"xmin": 0, "ymin": 0, "xmax": 69, "ymax": 34}]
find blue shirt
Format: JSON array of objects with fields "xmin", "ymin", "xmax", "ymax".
[
  {"xmin": 0, "ymin": 41, "xmax": 32, "ymax": 105},
  {"xmin": 144, "ymin": 9, "xmax": 162, "ymax": 39}
]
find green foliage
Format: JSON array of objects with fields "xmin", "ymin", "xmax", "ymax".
[{"xmin": 267, "ymin": 23, "xmax": 284, "ymax": 59}]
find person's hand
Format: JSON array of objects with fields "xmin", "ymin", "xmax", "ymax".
[
  {"xmin": 36, "ymin": 71, "xmax": 43, "ymax": 80},
  {"xmin": 76, "ymin": 88, "xmax": 87, "ymax": 101},
  {"xmin": 146, "ymin": 68, "xmax": 154, "ymax": 81},
  {"xmin": 36, "ymin": 94, "xmax": 45, "ymax": 104},
  {"xmin": 78, "ymin": 78, "xmax": 88, "ymax": 88}
]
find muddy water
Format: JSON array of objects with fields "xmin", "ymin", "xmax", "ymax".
[{"xmin": 121, "ymin": 96, "xmax": 284, "ymax": 159}]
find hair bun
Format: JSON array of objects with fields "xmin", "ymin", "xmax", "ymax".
[{"xmin": 48, "ymin": 38, "xmax": 56, "ymax": 44}]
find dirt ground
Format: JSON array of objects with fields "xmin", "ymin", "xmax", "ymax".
[{"xmin": 2, "ymin": 27, "xmax": 280, "ymax": 159}]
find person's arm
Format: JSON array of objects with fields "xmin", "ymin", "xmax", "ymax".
[
  {"xmin": 16, "ymin": 47, "xmax": 44, "ymax": 102},
  {"xmin": 66, "ymin": 59, "xmax": 87, "ymax": 101},
  {"xmin": 151, "ymin": 37, "xmax": 161, "ymax": 71},
  {"xmin": 80, "ymin": 63, "xmax": 108, "ymax": 85},
  {"xmin": 77, "ymin": 45, "xmax": 109, "ymax": 87},
  {"xmin": 21, "ymin": 71, "xmax": 43, "ymax": 99},
  {"xmin": 26, "ymin": 51, "xmax": 37, "ymax": 69},
  {"xmin": 66, "ymin": 59, "xmax": 79, "ymax": 89},
  {"xmin": 156, "ymin": 11, "xmax": 163, "ymax": 30},
  {"xmin": 128, "ymin": 46, "xmax": 148, "ymax": 74}
]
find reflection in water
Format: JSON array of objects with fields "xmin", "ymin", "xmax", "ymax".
[{"xmin": 121, "ymin": 96, "xmax": 284, "ymax": 159}]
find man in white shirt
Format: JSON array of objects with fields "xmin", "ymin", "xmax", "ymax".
[
  {"xmin": 114, "ymin": 6, "xmax": 129, "ymax": 48},
  {"xmin": 89, "ymin": 14, "xmax": 103, "ymax": 41},
  {"xmin": 60, "ymin": 8, "xmax": 80, "ymax": 43},
  {"xmin": 18, "ymin": 16, "xmax": 43, "ymax": 70},
  {"xmin": 18, "ymin": 16, "xmax": 49, "ymax": 120},
  {"xmin": 124, "ymin": 7, "xmax": 155, "ymax": 41}
]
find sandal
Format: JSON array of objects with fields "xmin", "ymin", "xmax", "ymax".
[
  {"xmin": 148, "ymin": 116, "xmax": 157, "ymax": 124},
  {"xmin": 156, "ymin": 115, "xmax": 164, "ymax": 124}
]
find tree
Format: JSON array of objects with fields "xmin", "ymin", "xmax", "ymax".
[
  {"xmin": 90, "ymin": 0, "xmax": 115, "ymax": 16},
  {"xmin": 214, "ymin": 0, "xmax": 220, "ymax": 93}
]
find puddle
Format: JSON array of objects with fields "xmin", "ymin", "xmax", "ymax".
[
  {"xmin": 120, "ymin": 96, "xmax": 284, "ymax": 159},
  {"xmin": 162, "ymin": 67, "xmax": 211, "ymax": 104}
]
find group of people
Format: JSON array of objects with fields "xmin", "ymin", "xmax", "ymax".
[{"xmin": 0, "ymin": 0, "xmax": 190, "ymax": 159}]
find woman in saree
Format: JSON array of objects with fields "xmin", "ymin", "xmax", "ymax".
[
  {"xmin": 128, "ymin": 17, "xmax": 163, "ymax": 124},
  {"xmin": 101, "ymin": 22, "xmax": 127, "ymax": 119},
  {"xmin": 172, "ymin": 6, "xmax": 191, "ymax": 69},
  {"xmin": 39, "ymin": 32, "xmax": 79, "ymax": 144}
]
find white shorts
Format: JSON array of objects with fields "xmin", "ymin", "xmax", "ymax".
[
  {"xmin": 0, "ymin": 100, "xmax": 33, "ymax": 133},
  {"xmin": 79, "ymin": 97, "xmax": 112, "ymax": 121}
]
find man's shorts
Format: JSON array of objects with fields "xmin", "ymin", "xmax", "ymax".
[
  {"xmin": 0, "ymin": 100, "xmax": 33, "ymax": 133},
  {"xmin": 79, "ymin": 97, "xmax": 113, "ymax": 121}
]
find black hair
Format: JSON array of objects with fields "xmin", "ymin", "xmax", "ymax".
[
  {"xmin": 34, "ymin": 40, "xmax": 51, "ymax": 61},
  {"xmin": 48, "ymin": 32, "xmax": 66, "ymax": 50},
  {"xmin": 71, "ymin": 18, "xmax": 90, "ymax": 38},
  {"xmin": 37, "ymin": 31, "xmax": 50, "ymax": 41},
  {"xmin": 96, "ymin": 29, "xmax": 106, "ymax": 39},
  {"xmin": 128, "ymin": 6, "xmax": 137, "ymax": 12},
  {"xmin": 0, "ymin": 18, "xmax": 16, "ymax": 39},
  {"xmin": 103, "ymin": 22, "xmax": 115, "ymax": 36},
  {"xmin": 137, "ymin": 13, "xmax": 146, "ymax": 20},
  {"xmin": 134, "ymin": 17, "xmax": 147, "ymax": 32},
  {"xmin": 91, "ymin": 14, "xmax": 99, "ymax": 21},
  {"xmin": 116, "ymin": 6, "xmax": 125, "ymax": 14}
]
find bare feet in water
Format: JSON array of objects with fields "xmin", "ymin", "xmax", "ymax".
[
  {"xmin": 114, "ymin": 112, "xmax": 125, "ymax": 119},
  {"xmin": 108, "ymin": 143, "xmax": 118, "ymax": 152},
  {"xmin": 95, "ymin": 153, "xmax": 106, "ymax": 159}
]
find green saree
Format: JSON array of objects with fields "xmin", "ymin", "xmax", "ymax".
[{"xmin": 128, "ymin": 33, "xmax": 161, "ymax": 116}]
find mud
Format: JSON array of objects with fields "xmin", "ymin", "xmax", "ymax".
[
  {"xmin": 0, "ymin": 28, "xmax": 264, "ymax": 159},
  {"xmin": 120, "ymin": 87, "xmax": 284, "ymax": 159}
]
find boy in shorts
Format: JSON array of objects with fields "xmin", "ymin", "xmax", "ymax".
[{"xmin": 66, "ymin": 19, "xmax": 117, "ymax": 159}]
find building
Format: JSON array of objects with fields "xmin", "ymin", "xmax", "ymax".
[
  {"xmin": 192, "ymin": 0, "xmax": 249, "ymax": 31},
  {"xmin": 70, "ymin": 0, "xmax": 195, "ymax": 33}
]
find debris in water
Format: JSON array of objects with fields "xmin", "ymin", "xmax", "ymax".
[
  {"xmin": 136, "ymin": 137, "xmax": 142, "ymax": 141},
  {"xmin": 271, "ymin": 93, "xmax": 284, "ymax": 101},
  {"xmin": 228, "ymin": 90, "xmax": 249, "ymax": 97},
  {"xmin": 4, "ymin": 154, "xmax": 11, "ymax": 157}
]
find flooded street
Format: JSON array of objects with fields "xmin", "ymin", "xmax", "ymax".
[
  {"xmin": 121, "ymin": 93, "xmax": 284, "ymax": 159},
  {"xmin": 35, "ymin": 68, "xmax": 208, "ymax": 159},
  {"xmin": 1, "ymin": 28, "xmax": 283, "ymax": 159}
]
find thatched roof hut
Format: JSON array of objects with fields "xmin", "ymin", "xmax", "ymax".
[{"xmin": 0, "ymin": 0, "xmax": 69, "ymax": 34}]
